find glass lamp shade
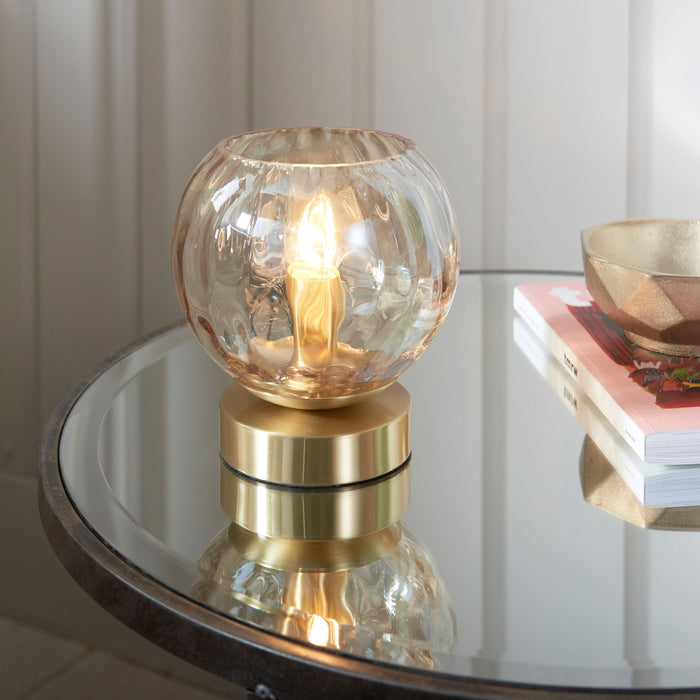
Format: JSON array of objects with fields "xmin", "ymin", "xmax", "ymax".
[
  {"xmin": 172, "ymin": 127, "xmax": 459, "ymax": 408},
  {"xmin": 192, "ymin": 523, "xmax": 457, "ymax": 669}
]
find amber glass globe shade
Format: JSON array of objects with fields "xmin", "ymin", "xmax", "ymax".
[{"xmin": 172, "ymin": 127, "xmax": 459, "ymax": 408}]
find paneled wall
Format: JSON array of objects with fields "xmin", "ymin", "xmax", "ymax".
[{"xmin": 3, "ymin": 0, "xmax": 700, "ymax": 679}]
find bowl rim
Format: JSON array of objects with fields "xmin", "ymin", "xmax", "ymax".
[{"xmin": 582, "ymin": 217, "xmax": 700, "ymax": 279}]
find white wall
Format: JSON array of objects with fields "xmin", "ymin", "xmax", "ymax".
[{"xmin": 3, "ymin": 0, "xmax": 700, "ymax": 685}]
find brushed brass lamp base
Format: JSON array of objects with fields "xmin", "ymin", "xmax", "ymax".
[
  {"xmin": 219, "ymin": 381, "xmax": 410, "ymax": 487},
  {"xmin": 219, "ymin": 381, "xmax": 412, "ymax": 567}
]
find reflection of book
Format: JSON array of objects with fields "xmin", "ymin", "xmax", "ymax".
[
  {"xmin": 514, "ymin": 317, "xmax": 700, "ymax": 507},
  {"xmin": 514, "ymin": 280, "xmax": 700, "ymax": 465},
  {"xmin": 581, "ymin": 435, "xmax": 700, "ymax": 528}
]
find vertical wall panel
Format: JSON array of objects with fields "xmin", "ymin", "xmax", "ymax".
[
  {"xmin": 37, "ymin": 0, "xmax": 139, "ymax": 420},
  {"xmin": 374, "ymin": 0, "xmax": 485, "ymax": 268},
  {"xmin": 645, "ymin": 0, "xmax": 700, "ymax": 217},
  {"xmin": 504, "ymin": 0, "xmax": 629, "ymax": 271},
  {"xmin": 0, "ymin": 0, "xmax": 37, "ymax": 477},
  {"xmin": 626, "ymin": 0, "xmax": 653, "ymax": 218},
  {"xmin": 137, "ymin": 0, "xmax": 168, "ymax": 333},
  {"xmin": 139, "ymin": 0, "xmax": 250, "ymax": 333},
  {"xmin": 351, "ymin": 0, "xmax": 374, "ymax": 128},
  {"xmin": 105, "ymin": 0, "xmax": 140, "ymax": 333},
  {"xmin": 482, "ymin": 0, "xmax": 508, "ymax": 268},
  {"xmin": 251, "ymin": 0, "xmax": 356, "ymax": 128}
]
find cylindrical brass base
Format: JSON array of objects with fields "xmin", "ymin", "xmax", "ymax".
[{"xmin": 220, "ymin": 381, "xmax": 411, "ymax": 486}]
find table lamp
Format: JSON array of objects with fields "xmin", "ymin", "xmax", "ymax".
[{"xmin": 172, "ymin": 125, "xmax": 458, "ymax": 529}]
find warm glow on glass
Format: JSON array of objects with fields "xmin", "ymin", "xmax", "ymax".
[
  {"xmin": 307, "ymin": 614, "xmax": 332, "ymax": 647},
  {"xmin": 291, "ymin": 193, "xmax": 338, "ymax": 269}
]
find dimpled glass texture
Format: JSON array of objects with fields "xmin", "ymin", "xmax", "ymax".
[
  {"xmin": 172, "ymin": 127, "xmax": 459, "ymax": 407},
  {"xmin": 191, "ymin": 524, "xmax": 457, "ymax": 669}
]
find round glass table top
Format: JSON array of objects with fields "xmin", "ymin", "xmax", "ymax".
[{"xmin": 42, "ymin": 272, "xmax": 700, "ymax": 697}]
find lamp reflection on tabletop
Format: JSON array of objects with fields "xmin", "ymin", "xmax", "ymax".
[{"xmin": 191, "ymin": 458, "xmax": 457, "ymax": 669}]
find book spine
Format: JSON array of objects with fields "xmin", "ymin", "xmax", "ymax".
[
  {"xmin": 513, "ymin": 318, "xmax": 648, "ymax": 503},
  {"xmin": 548, "ymin": 358, "xmax": 648, "ymax": 504},
  {"xmin": 513, "ymin": 287, "xmax": 648, "ymax": 462}
]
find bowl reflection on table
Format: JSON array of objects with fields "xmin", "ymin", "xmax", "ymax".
[
  {"xmin": 582, "ymin": 218, "xmax": 700, "ymax": 356},
  {"xmin": 580, "ymin": 435, "xmax": 700, "ymax": 530}
]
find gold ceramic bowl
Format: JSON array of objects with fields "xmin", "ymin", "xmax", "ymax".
[{"xmin": 582, "ymin": 218, "xmax": 700, "ymax": 356}]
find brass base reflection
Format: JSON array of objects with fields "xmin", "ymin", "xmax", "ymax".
[
  {"xmin": 220, "ymin": 460, "xmax": 410, "ymax": 541},
  {"xmin": 220, "ymin": 381, "xmax": 410, "ymax": 486},
  {"xmin": 580, "ymin": 435, "xmax": 700, "ymax": 530},
  {"xmin": 228, "ymin": 521, "xmax": 401, "ymax": 572}
]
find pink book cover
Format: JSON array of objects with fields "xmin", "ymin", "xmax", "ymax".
[{"xmin": 514, "ymin": 280, "xmax": 700, "ymax": 463}]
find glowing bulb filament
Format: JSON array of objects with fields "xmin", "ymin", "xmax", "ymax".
[
  {"xmin": 286, "ymin": 193, "xmax": 346, "ymax": 374},
  {"xmin": 307, "ymin": 615, "xmax": 331, "ymax": 646},
  {"xmin": 294, "ymin": 194, "xmax": 337, "ymax": 269}
]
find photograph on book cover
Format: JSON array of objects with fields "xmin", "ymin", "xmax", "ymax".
[
  {"xmin": 534, "ymin": 283, "xmax": 700, "ymax": 408},
  {"xmin": 570, "ymin": 299, "xmax": 700, "ymax": 410},
  {"xmin": 513, "ymin": 280, "xmax": 700, "ymax": 465}
]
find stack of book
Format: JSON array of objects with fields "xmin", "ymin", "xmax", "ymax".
[{"xmin": 514, "ymin": 280, "xmax": 700, "ymax": 508}]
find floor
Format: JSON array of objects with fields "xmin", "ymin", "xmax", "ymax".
[{"xmin": 0, "ymin": 617, "xmax": 235, "ymax": 700}]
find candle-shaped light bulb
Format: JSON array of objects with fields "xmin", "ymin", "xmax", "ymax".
[
  {"xmin": 294, "ymin": 193, "xmax": 337, "ymax": 268},
  {"xmin": 286, "ymin": 193, "xmax": 346, "ymax": 373}
]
